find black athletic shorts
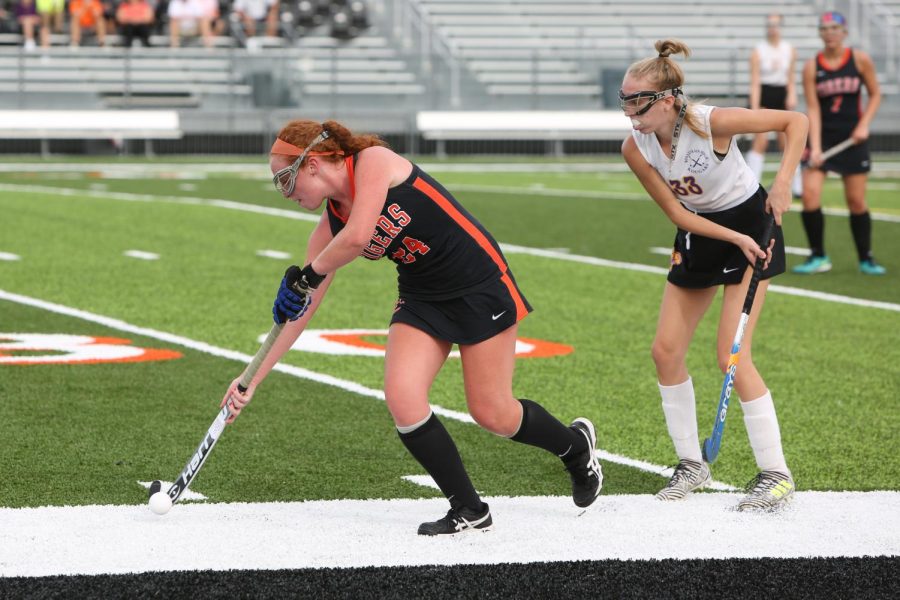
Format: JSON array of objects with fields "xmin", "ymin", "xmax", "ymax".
[
  {"xmin": 667, "ymin": 186, "xmax": 785, "ymax": 289},
  {"xmin": 808, "ymin": 131, "xmax": 871, "ymax": 175},
  {"xmin": 759, "ymin": 84, "xmax": 788, "ymax": 110},
  {"xmin": 390, "ymin": 273, "xmax": 533, "ymax": 345}
]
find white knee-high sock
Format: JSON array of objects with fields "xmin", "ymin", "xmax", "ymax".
[
  {"xmin": 659, "ymin": 377, "xmax": 702, "ymax": 462},
  {"xmin": 740, "ymin": 391, "xmax": 790, "ymax": 474},
  {"xmin": 745, "ymin": 150, "xmax": 764, "ymax": 183}
]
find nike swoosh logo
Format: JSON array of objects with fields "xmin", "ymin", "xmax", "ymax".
[
  {"xmin": 491, "ymin": 311, "xmax": 507, "ymax": 320},
  {"xmin": 723, "ymin": 267, "xmax": 740, "ymax": 274}
]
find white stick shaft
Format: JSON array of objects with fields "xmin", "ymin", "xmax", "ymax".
[{"xmin": 820, "ymin": 138, "xmax": 855, "ymax": 162}]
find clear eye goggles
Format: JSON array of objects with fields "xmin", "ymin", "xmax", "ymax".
[
  {"xmin": 618, "ymin": 87, "xmax": 682, "ymax": 116},
  {"xmin": 272, "ymin": 131, "xmax": 331, "ymax": 196}
]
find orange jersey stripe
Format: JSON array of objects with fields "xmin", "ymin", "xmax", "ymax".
[{"xmin": 412, "ymin": 177, "xmax": 529, "ymax": 320}]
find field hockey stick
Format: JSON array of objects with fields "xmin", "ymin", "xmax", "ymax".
[
  {"xmin": 701, "ymin": 216, "xmax": 776, "ymax": 464},
  {"xmin": 819, "ymin": 138, "xmax": 855, "ymax": 162},
  {"xmin": 150, "ymin": 323, "xmax": 284, "ymax": 507}
]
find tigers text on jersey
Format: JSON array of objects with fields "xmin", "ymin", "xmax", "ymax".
[
  {"xmin": 631, "ymin": 104, "xmax": 758, "ymax": 213},
  {"xmin": 816, "ymin": 48, "xmax": 863, "ymax": 137},
  {"xmin": 326, "ymin": 155, "xmax": 526, "ymax": 311},
  {"xmin": 755, "ymin": 40, "xmax": 793, "ymax": 86}
]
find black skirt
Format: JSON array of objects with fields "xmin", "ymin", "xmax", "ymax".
[{"xmin": 666, "ymin": 187, "xmax": 786, "ymax": 288}]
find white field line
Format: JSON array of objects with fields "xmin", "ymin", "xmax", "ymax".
[
  {"xmin": 1, "ymin": 289, "xmax": 721, "ymax": 488},
  {"xmin": 652, "ymin": 246, "xmax": 811, "ymax": 257},
  {"xmin": 3, "ymin": 181, "xmax": 900, "ymax": 223},
  {"xmin": 123, "ymin": 250, "xmax": 160, "ymax": 261},
  {"xmin": 500, "ymin": 244, "xmax": 900, "ymax": 313},
  {"xmin": 1, "ymin": 491, "xmax": 898, "ymax": 577},
  {"xmin": 256, "ymin": 249, "xmax": 293, "ymax": 259},
  {"xmin": 0, "ymin": 251, "xmax": 21, "ymax": 261},
  {"xmin": 401, "ymin": 475, "xmax": 442, "ymax": 491},
  {"xmin": 3, "ymin": 183, "xmax": 897, "ymax": 312}
]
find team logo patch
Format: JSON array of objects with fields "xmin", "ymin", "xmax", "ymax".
[
  {"xmin": 685, "ymin": 149, "xmax": 710, "ymax": 174},
  {"xmin": 670, "ymin": 250, "xmax": 683, "ymax": 269}
]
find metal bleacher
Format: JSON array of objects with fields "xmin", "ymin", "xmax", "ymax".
[
  {"xmin": 412, "ymin": 0, "xmax": 827, "ymax": 108},
  {"xmin": 411, "ymin": 0, "xmax": 899, "ymax": 115}
]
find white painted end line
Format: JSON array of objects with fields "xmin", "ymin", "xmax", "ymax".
[
  {"xmin": 0, "ymin": 251, "xmax": 21, "ymax": 261},
  {"xmin": 2, "ymin": 492, "xmax": 897, "ymax": 577},
  {"xmin": 124, "ymin": 250, "xmax": 160, "ymax": 260}
]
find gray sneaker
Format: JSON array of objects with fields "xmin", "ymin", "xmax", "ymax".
[
  {"xmin": 737, "ymin": 470, "xmax": 795, "ymax": 512},
  {"xmin": 655, "ymin": 459, "xmax": 711, "ymax": 501}
]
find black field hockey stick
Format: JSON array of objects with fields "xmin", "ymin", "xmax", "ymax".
[
  {"xmin": 151, "ymin": 323, "xmax": 284, "ymax": 506},
  {"xmin": 701, "ymin": 216, "xmax": 776, "ymax": 464}
]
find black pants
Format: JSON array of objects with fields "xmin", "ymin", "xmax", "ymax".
[{"xmin": 121, "ymin": 24, "xmax": 152, "ymax": 47}]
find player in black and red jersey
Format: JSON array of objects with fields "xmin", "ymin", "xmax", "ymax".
[
  {"xmin": 794, "ymin": 11, "xmax": 885, "ymax": 275},
  {"xmin": 219, "ymin": 119, "xmax": 602, "ymax": 535}
]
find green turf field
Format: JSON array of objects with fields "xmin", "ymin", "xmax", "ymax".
[{"xmin": 1, "ymin": 158, "xmax": 897, "ymax": 510}]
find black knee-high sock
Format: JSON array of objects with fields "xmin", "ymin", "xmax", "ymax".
[
  {"xmin": 398, "ymin": 413, "xmax": 482, "ymax": 511},
  {"xmin": 510, "ymin": 399, "xmax": 586, "ymax": 459},
  {"xmin": 849, "ymin": 211, "xmax": 873, "ymax": 261},
  {"xmin": 800, "ymin": 209, "xmax": 826, "ymax": 257}
]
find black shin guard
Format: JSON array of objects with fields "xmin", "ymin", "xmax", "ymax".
[
  {"xmin": 800, "ymin": 209, "xmax": 826, "ymax": 257},
  {"xmin": 849, "ymin": 211, "xmax": 873, "ymax": 261},
  {"xmin": 398, "ymin": 413, "xmax": 482, "ymax": 510},
  {"xmin": 510, "ymin": 399, "xmax": 585, "ymax": 458}
]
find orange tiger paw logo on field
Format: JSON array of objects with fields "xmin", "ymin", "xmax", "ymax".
[{"xmin": 0, "ymin": 334, "xmax": 182, "ymax": 365}]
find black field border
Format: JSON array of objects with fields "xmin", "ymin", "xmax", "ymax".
[{"xmin": 2, "ymin": 556, "xmax": 897, "ymax": 599}]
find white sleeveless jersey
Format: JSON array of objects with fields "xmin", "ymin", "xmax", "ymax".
[
  {"xmin": 755, "ymin": 40, "xmax": 793, "ymax": 86},
  {"xmin": 631, "ymin": 104, "xmax": 758, "ymax": 213}
]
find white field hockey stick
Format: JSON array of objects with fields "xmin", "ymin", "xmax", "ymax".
[
  {"xmin": 701, "ymin": 216, "xmax": 776, "ymax": 464},
  {"xmin": 150, "ymin": 323, "xmax": 284, "ymax": 506},
  {"xmin": 819, "ymin": 137, "xmax": 855, "ymax": 162}
]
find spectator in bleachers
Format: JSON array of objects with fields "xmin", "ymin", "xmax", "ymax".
[
  {"xmin": 167, "ymin": 0, "xmax": 216, "ymax": 47},
  {"xmin": 15, "ymin": 0, "xmax": 41, "ymax": 51},
  {"xmin": 745, "ymin": 13, "xmax": 801, "ymax": 197},
  {"xmin": 231, "ymin": 0, "xmax": 279, "ymax": 41},
  {"xmin": 116, "ymin": 0, "xmax": 154, "ymax": 47},
  {"xmin": 35, "ymin": 0, "xmax": 64, "ymax": 48},
  {"xmin": 69, "ymin": 0, "xmax": 108, "ymax": 47}
]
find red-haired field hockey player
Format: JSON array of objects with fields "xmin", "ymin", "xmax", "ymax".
[{"xmin": 220, "ymin": 119, "xmax": 603, "ymax": 535}]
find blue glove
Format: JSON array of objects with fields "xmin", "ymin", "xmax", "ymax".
[{"xmin": 273, "ymin": 264, "xmax": 326, "ymax": 324}]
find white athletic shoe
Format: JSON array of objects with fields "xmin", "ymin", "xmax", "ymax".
[
  {"xmin": 737, "ymin": 470, "xmax": 795, "ymax": 512},
  {"xmin": 655, "ymin": 459, "xmax": 711, "ymax": 501}
]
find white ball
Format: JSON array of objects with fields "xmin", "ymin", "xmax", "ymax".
[{"xmin": 148, "ymin": 491, "xmax": 173, "ymax": 515}]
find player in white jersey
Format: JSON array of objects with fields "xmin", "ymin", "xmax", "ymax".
[
  {"xmin": 745, "ymin": 14, "xmax": 802, "ymax": 196},
  {"xmin": 620, "ymin": 39, "xmax": 808, "ymax": 512}
]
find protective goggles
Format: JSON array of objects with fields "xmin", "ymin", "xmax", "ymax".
[
  {"xmin": 618, "ymin": 87, "xmax": 683, "ymax": 116},
  {"xmin": 271, "ymin": 131, "xmax": 331, "ymax": 196}
]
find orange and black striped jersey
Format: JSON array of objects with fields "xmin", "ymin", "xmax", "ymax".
[{"xmin": 325, "ymin": 155, "xmax": 518, "ymax": 303}]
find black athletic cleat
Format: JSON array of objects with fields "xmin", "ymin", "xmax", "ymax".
[
  {"xmin": 563, "ymin": 418, "xmax": 603, "ymax": 508},
  {"xmin": 417, "ymin": 502, "xmax": 493, "ymax": 536}
]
